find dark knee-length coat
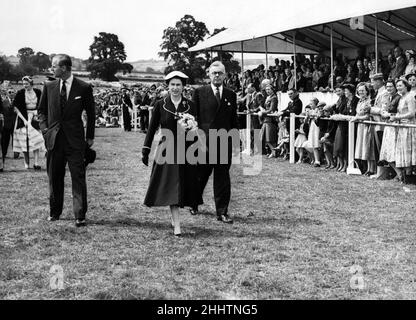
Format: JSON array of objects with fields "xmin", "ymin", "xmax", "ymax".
[{"xmin": 143, "ymin": 95, "xmax": 200, "ymax": 208}]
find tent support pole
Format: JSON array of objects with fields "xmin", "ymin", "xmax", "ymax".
[
  {"xmin": 220, "ymin": 46, "xmax": 223, "ymax": 62},
  {"xmin": 375, "ymin": 15, "xmax": 378, "ymax": 73},
  {"xmin": 265, "ymin": 36, "xmax": 269, "ymax": 70},
  {"xmin": 293, "ymin": 31, "xmax": 297, "ymax": 90},
  {"xmin": 330, "ymin": 25, "xmax": 334, "ymax": 91}
]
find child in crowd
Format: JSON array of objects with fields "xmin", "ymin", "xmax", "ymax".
[
  {"xmin": 294, "ymin": 113, "xmax": 309, "ymax": 164},
  {"xmin": 274, "ymin": 120, "xmax": 290, "ymax": 159},
  {"xmin": 318, "ymin": 104, "xmax": 337, "ymax": 169},
  {"xmin": 302, "ymin": 99, "xmax": 322, "ymax": 166}
]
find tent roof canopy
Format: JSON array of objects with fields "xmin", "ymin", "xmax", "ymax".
[{"xmin": 189, "ymin": 0, "xmax": 416, "ymax": 54}]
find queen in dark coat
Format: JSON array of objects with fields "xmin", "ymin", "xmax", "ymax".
[{"xmin": 141, "ymin": 71, "xmax": 199, "ymax": 237}]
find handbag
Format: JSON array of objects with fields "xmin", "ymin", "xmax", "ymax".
[{"xmin": 30, "ymin": 114, "xmax": 40, "ymax": 130}]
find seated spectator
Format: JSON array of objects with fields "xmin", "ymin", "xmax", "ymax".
[
  {"xmin": 404, "ymin": 54, "xmax": 416, "ymax": 76},
  {"xmin": 315, "ymin": 69, "xmax": 329, "ymax": 92},
  {"xmin": 389, "ymin": 46, "xmax": 407, "ymax": 80},
  {"xmin": 406, "ymin": 73, "xmax": 416, "ymax": 98},
  {"xmin": 280, "ymin": 68, "xmax": 290, "ymax": 92},
  {"xmin": 355, "ymin": 60, "xmax": 369, "ymax": 83},
  {"xmin": 344, "ymin": 64, "xmax": 356, "ymax": 86}
]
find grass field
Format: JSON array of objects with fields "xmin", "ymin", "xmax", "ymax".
[{"xmin": 0, "ymin": 128, "xmax": 415, "ymax": 300}]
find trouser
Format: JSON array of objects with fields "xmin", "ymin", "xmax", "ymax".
[
  {"xmin": 47, "ymin": 131, "xmax": 87, "ymax": 219},
  {"xmin": 1, "ymin": 127, "xmax": 13, "ymax": 160},
  {"xmin": 139, "ymin": 109, "xmax": 149, "ymax": 131},
  {"xmin": 197, "ymin": 163, "xmax": 231, "ymax": 216}
]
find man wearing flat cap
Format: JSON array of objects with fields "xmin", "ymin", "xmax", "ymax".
[{"xmin": 370, "ymin": 72, "xmax": 390, "ymax": 179}]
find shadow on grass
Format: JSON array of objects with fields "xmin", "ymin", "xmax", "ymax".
[{"xmin": 89, "ymin": 218, "xmax": 291, "ymax": 241}]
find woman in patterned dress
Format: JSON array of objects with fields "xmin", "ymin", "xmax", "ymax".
[
  {"xmin": 12, "ymin": 76, "xmax": 43, "ymax": 170},
  {"xmin": 351, "ymin": 83, "xmax": 376, "ymax": 176},
  {"xmin": 378, "ymin": 79, "xmax": 401, "ymax": 179},
  {"xmin": 389, "ymin": 79, "xmax": 416, "ymax": 183}
]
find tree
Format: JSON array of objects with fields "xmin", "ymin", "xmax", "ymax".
[
  {"xmin": 31, "ymin": 52, "xmax": 51, "ymax": 72},
  {"xmin": 0, "ymin": 56, "xmax": 13, "ymax": 82},
  {"xmin": 17, "ymin": 47, "xmax": 37, "ymax": 75},
  {"xmin": 17, "ymin": 47, "xmax": 35, "ymax": 65},
  {"xmin": 87, "ymin": 32, "xmax": 133, "ymax": 81},
  {"xmin": 159, "ymin": 15, "xmax": 210, "ymax": 84},
  {"xmin": 210, "ymin": 28, "xmax": 241, "ymax": 74},
  {"xmin": 0, "ymin": 56, "xmax": 25, "ymax": 82},
  {"xmin": 159, "ymin": 17, "xmax": 240, "ymax": 83}
]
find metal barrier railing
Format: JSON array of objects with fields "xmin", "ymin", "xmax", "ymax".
[{"xmin": 237, "ymin": 111, "xmax": 416, "ymax": 174}]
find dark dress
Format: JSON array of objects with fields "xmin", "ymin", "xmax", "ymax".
[
  {"xmin": 120, "ymin": 95, "xmax": 132, "ymax": 131},
  {"xmin": 333, "ymin": 96, "xmax": 358, "ymax": 157},
  {"xmin": 143, "ymin": 95, "xmax": 199, "ymax": 208}
]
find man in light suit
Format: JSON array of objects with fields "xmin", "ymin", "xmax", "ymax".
[
  {"xmin": 191, "ymin": 61, "xmax": 239, "ymax": 223},
  {"xmin": 38, "ymin": 54, "xmax": 95, "ymax": 227}
]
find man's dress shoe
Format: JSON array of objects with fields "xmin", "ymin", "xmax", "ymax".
[
  {"xmin": 75, "ymin": 219, "xmax": 86, "ymax": 227},
  {"xmin": 217, "ymin": 214, "xmax": 233, "ymax": 224}
]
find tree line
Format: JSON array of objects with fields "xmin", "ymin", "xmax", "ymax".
[{"xmin": 1, "ymin": 14, "xmax": 239, "ymax": 84}]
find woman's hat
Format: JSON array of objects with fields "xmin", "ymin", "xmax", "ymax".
[{"xmin": 164, "ymin": 71, "xmax": 189, "ymax": 83}]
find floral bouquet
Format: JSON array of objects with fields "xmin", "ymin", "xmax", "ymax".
[{"xmin": 176, "ymin": 112, "xmax": 198, "ymax": 131}]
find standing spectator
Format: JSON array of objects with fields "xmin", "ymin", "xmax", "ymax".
[
  {"xmin": 1, "ymin": 90, "xmax": 17, "ymax": 166},
  {"xmin": 139, "ymin": 89, "xmax": 151, "ymax": 133},
  {"xmin": 369, "ymin": 73, "xmax": 389, "ymax": 179},
  {"xmin": 0, "ymin": 95, "xmax": 3, "ymax": 172},
  {"xmin": 120, "ymin": 88, "xmax": 132, "ymax": 132},
  {"xmin": 259, "ymin": 85, "xmax": 278, "ymax": 158},
  {"xmin": 318, "ymin": 105, "xmax": 337, "ymax": 169},
  {"xmin": 378, "ymin": 79, "xmax": 401, "ymax": 179},
  {"xmin": 302, "ymin": 98, "xmax": 322, "ymax": 166},
  {"xmin": 389, "ymin": 46, "xmax": 407, "ymax": 80},
  {"xmin": 279, "ymin": 88, "xmax": 303, "ymax": 140},
  {"xmin": 13, "ymin": 76, "xmax": 43, "ymax": 170},
  {"xmin": 389, "ymin": 79, "xmax": 416, "ymax": 183},
  {"xmin": 333, "ymin": 84, "xmax": 358, "ymax": 172},
  {"xmin": 351, "ymin": 83, "xmax": 376, "ymax": 176}
]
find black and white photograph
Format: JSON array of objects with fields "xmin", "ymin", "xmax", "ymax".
[{"xmin": 1, "ymin": 0, "xmax": 416, "ymax": 305}]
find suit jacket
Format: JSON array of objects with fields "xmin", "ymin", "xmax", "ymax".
[
  {"xmin": 192, "ymin": 85, "xmax": 239, "ymax": 163},
  {"xmin": 13, "ymin": 88, "xmax": 42, "ymax": 129},
  {"xmin": 0, "ymin": 96, "xmax": 16, "ymax": 130},
  {"xmin": 390, "ymin": 56, "xmax": 407, "ymax": 80},
  {"xmin": 282, "ymin": 96, "xmax": 303, "ymax": 130},
  {"xmin": 193, "ymin": 85, "xmax": 239, "ymax": 135},
  {"xmin": 38, "ymin": 77, "xmax": 95, "ymax": 151}
]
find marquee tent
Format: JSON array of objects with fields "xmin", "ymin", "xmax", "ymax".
[{"xmin": 189, "ymin": 0, "xmax": 416, "ymax": 53}]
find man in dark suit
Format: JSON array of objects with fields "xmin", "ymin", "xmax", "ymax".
[
  {"xmin": 191, "ymin": 61, "xmax": 239, "ymax": 223},
  {"xmin": 389, "ymin": 46, "xmax": 407, "ymax": 80},
  {"xmin": 38, "ymin": 54, "xmax": 95, "ymax": 227},
  {"xmin": 278, "ymin": 88, "xmax": 303, "ymax": 132}
]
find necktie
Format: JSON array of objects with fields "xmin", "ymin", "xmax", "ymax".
[
  {"xmin": 215, "ymin": 86, "xmax": 221, "ymax": 106},
  {"xmin": 61, "ymin": 80, "xmax": 67, "ymax": 111}
]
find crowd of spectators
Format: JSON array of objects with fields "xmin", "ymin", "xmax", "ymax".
[
  {"xmin": 236, "ymin": 44, "xmax": 416, "ymax": 184},
  {"xmin": 227, "ymin": 45, "xmax": 416, "ymax": 93}
]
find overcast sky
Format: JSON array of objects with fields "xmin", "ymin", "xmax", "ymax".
[{"xmin": 0, "ymin": 0, "xmax": 286, "ymax": 61}]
